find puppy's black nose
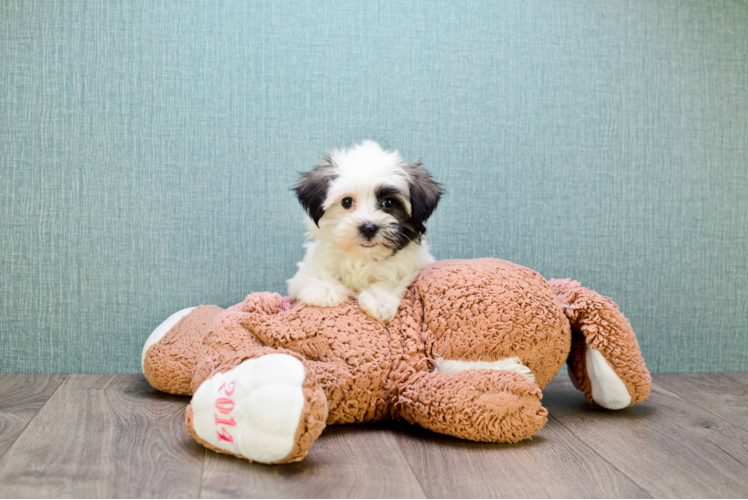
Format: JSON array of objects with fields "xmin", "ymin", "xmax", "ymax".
[{"xmin": 359, "ymin": 223, "xmax": 379, "ymax": 238}]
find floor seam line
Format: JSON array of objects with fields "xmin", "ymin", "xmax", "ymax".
[
  {"xmin": 722, "ymin": 373, "xmax": 748, "ymax": 389},
  {"xmin": 547, "ymin": 413, "xmax": 655, "ymax": 498},
  {"xmin": 0, "ymin": 374, "xmax": 69, "ymax": 464},
  {"xmin": 391, "ymin": 429, "xmax": 430, "ymax": 499},
  {"xmin": 197, "ymin": 446, "xmax": 207, "ymax": 499},
  {"xmin": 651, "ymin": 379, "xmax": 748, "ymax": 436}
]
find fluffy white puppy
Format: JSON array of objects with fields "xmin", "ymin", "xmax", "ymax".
[{"xmin": 288, "ymin": 141, "xmax": 442, "ymax": 323}]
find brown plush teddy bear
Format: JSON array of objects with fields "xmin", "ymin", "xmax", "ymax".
[{"xmin": 142, "ymin": 258, "xmax": 651, "ymax": 464}]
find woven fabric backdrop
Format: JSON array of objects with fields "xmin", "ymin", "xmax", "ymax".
[{"xmin": 2, "ymin": 0, "xmax": 747, "ymax": 374}]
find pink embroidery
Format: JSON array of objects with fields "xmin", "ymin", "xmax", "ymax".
[
  {"xmin": 215, "ymin": 397, "xmax": 235, "ymax": 414},
  {"xmin": 219, "ymin": 382, "xmax": 235, "ymax": 396},
  {"xmin": 216, "ymin": 428, "xmax": 234, "ymax": 443},
  {"xmin": 213, "ymin": 379, "xmax": 238, "ymax": 444},
  {"xmin": 215, "ymin": 414, "xmax": 236, "ymax": 426}
]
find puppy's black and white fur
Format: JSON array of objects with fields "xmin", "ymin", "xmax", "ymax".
[{"xmin": 288, "ymin": 141, "xmax": 442, "ymax": 323}]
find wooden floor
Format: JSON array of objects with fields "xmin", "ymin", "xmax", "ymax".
[{"xmin": 0, "ymin": 373, "xmax": 746, "ymax": 498}]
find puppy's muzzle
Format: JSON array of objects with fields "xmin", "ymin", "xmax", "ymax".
[{"xmin": 359, "ymin": 223, "xmax": 379, "ymax": 240}]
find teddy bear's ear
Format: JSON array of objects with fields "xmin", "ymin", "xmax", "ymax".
[
  {"xmin": 404, "ymin": 161, "xmax": 443, "ymax": 235},
  {"xmin": 293, "ymin": 158, "xmax": 338, "ymax": 227}
]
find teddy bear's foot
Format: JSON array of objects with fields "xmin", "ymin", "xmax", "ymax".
[
  {"xmin": 550, "ymin": 278, "xmax": 651, "ymax": 408},
  {"xmin": 583, "ymin": 347, "xmax": 632, "ymax": 410},
  {"xmin": 186, "ymin": 352, "xmax": 328, "ymax": 464},
  {"xmin": 141, "ymin": 307, "xmax": 196, "ymax": 372}
]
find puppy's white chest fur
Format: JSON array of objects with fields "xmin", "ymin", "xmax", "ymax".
[{"xmin": 296, "ymin": 238, "xmax": 433, "ymax": 294}]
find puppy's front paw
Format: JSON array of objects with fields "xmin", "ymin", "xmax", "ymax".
[
  {"xmin": 357, "ymin": 288, "xmax": 400, "ymax": 323},
  {"xmin": 297, "ymin": 280, "xmax": 351, "ymax": 308}
]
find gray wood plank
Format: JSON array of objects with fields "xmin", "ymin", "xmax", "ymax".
[
  {"xmin": 393, "ymin": 415, "xmax": 649, "ymax": 498},
  {"xmin": 655, "ymin": 373, "xmax": 748, "ymax": 430},
  {"xmin": 200, "ymin": 423, "xmax": 426, "ymax": 499},
  {"xmin": 0, "ymin": 375, "xmax": 204, "ymax": 498},
  {"xmin": 0, "ymin": 374, "xmax": 66, "ymax": 460},
  {"xmin": 1, "ymin": 372, "xmax": 746, "ymax": 498},
  {"xmin": 543, "ymin": 375, "xmax": 748, "ymax": 498},
  {"xmin": 725, "ymin": 372, "xmax": 748, "ymax": 386}
]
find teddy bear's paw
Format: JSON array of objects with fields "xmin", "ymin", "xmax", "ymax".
[
  {"xmin": 357, "ymin": 288, "xmax": 399, "ymax": 323},
  {"xmin": 190, "ymin": 354, "xmax": 307, "ymax": 463},
  {"xmin": 297, "ymin": 280, "xmax": 351, "ymax": 308},
  {"xmin": 585, "ymin": 347, "xmax": 632, "ymax": 409}
]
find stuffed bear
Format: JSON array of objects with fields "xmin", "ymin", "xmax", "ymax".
[{"xmin": 142, "ymin": 258, "xmax": 651, "ymax": 465}]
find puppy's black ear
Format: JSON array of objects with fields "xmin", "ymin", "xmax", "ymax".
[
  {"xmin": 293, "ymin": 157, "xmax": 337, "ymax": 227},
  {"xmin": 404, "ymin": 162, "xmax": 443, "ymax": 235}
]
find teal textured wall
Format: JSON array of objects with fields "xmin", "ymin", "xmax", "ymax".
[{"xmin": 2, "ymin": 0, "xmax": 747, "ymax": 374}]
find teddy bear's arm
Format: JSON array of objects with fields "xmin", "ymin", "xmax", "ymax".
[{"xmin": 396, "ymin": 369, "xmax": 548, "ymax": 443}]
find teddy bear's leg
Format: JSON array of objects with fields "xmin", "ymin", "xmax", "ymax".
[
  {"xmin": 143, "ymin": 305, "xmax": 225, "ymax": 396},
  {"xmin": 396, "ymin": 369, "xmax": 548, "ymax": 443},
  {"xmin": 305, "ymin": 359, "xmax": 390, "ymax": 424},
  {"xmin": 185, "ymin": 347, "xmax": 328, "ymax": 464},
  {"xmin": 549, "ymin": 279, "xmax": 652, "ymax": 409}
]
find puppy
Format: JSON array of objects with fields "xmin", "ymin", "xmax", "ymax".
[{"xmin": 288, "ymin": 141, "xmax": 442, "ymax": 323}]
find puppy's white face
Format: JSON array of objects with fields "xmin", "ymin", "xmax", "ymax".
[{"xmin": 294, "ymin": 141, "xmax": 442, "ymax": 259}]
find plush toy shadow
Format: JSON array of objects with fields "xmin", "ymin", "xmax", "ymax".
[{"xmin": 142, "ymin": 259, "xmax": 650, "ymax": 464}]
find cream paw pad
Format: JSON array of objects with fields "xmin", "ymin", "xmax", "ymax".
[
  {"xmin": 189, "ymin": 354, "xmax": 307, "ymax": 463},
  {"xmin": 585, "ymin": 347, "xmax": 632, "ymax": 410}
]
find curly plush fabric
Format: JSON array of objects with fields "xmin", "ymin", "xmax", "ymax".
[
  {"xmin": 550, "ymin": 278, "xmax": 651, "ymax": 405},
  {"xmin": 143, "ymin": 258, "xmax": 651, "ymax": 464}
]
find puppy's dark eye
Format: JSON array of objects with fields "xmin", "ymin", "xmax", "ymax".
[
  {"xmin": 342, "ymin": 197, "xmax": 354, "ymax": 209},
  {"xmin": 383, "ymin": 198, "xmax": 395, "ymax": 209}
]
